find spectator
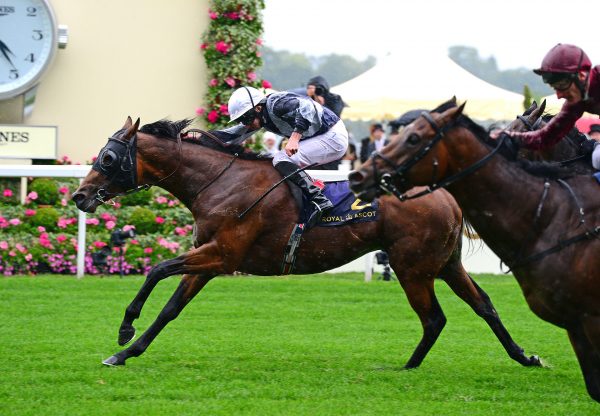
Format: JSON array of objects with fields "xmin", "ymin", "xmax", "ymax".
[
  {"xmin": 589, "ymin": 124, "xmax": 600, "ymax": 141},
  {"xmin": 388, "ymin": 109, "xmax": 426, "ymax": 142},
  {"xmin": 360, "ymin": 123, "xmax": 388, "ymax": 163},
  {"xmin": 262, "ymin": 131, "xmax": 279, "ymax": 156}
]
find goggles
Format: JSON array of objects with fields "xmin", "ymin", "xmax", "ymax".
[
  {"xmin": 238, "ymin": 109, "xmax": 257, "ymax": 125},
  {"xmin": 542, "ymin": 72, "xmax": 576, "ymax": 91}
]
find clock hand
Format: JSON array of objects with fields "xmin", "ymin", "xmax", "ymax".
[{"xmin": 0, "ymin": 40, "xmax": 17, "ymax": 69}]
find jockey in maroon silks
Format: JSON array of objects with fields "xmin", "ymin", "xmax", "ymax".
[{"xmin": 508, "ymin": 44, "xmax": 600, "ymax": 153}]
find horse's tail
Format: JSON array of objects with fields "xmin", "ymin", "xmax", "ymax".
[{"xmin": 460, "ymin": 217, "xmax": 483, "ymax": 256}]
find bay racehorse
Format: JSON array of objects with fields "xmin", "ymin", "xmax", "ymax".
[
  {"xmin": 71, "ymin": 117, "xmax": 541, "ymax": 369},
  {"xmin": 348, "ymin": 100, "xmax": 600, "ymax": 402}
]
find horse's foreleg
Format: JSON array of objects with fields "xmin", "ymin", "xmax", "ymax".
[
  {"xmin": 396, "ymin": 276, "xmax": 447, "ymax": 369},
  {"xmin": 569, "ymin": 318, "xmax": 600, "ymax": 402},
  {"xmin": 103, "ymin": 273, "xmax": 212, "ymax": 366},
  {"xmin": 118, "ymin": 257, "xmax": 186, "ymax": 346},
  {"xmin": 440, "ymin": 261, "xmax": 542, "ymax": 367}
]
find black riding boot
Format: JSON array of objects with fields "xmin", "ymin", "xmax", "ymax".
[{"xmin": 275, "ymin": 161, "xmax": 333, "ymax": 213}]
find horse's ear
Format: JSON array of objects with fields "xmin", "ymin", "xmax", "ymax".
[
  {"xmin": 122, "ymin": 116, "xmax": 133, "ymax": 130},
  {"xmin": 441, "ymin": 101, "xmax": 465, "ymax": 122},
  {"xmin": 123, "ymin": 117, "xmax": 140, "ymax": 141},
  {"xmin": 450, "ymin": 96, "xmax": 457, "ymax": 105},
  {"xmin": 539, "ymin": 99, "xmax": 546, "ymax": 114}
]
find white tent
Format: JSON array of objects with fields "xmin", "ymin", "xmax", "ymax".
[{"xmin": 332, "ymin": 48, "xmax": 526, "ymax": 121}]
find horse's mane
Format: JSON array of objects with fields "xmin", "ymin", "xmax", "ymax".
[
  {"xmin": 139, "ymin": 119, "xmax": 269, "ymax": 161},
  {"xmin": 456, "ymin": 114, "xmax": 576, "ymax": 180}
]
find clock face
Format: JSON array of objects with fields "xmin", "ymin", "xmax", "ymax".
[{"xmin": 0, "ymin": 0, "xmax": 57, "ymax": 99}]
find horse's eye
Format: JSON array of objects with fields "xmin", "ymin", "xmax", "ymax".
[
  {"xmin": 407, "ymin": 134, "xmax": 420, "ymax": 145},
  {"xmin": 101, "ymin": 151, "xmax": 115, "ymax": 167}
]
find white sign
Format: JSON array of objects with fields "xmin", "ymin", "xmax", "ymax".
[{"xmin": 0, "ymin": 125, "xmax": 58, "ymax": 159}]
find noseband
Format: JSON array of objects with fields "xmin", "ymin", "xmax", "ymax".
[
  {"xmin": 92, "ymin": 129, "xmax": 182, "ymax": 203},
  {"xmin": 369, "ymin": 111, "xmax": 507, "ymax": 201}
]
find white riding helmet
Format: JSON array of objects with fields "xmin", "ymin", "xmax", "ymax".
[{"xmin": 228, "ymin": 86, "xmax": 266, "ymax": 122}]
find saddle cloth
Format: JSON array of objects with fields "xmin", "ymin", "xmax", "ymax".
[{"xmin": 299, "ymin": 180, "xmax": 379, "ymax": 227}]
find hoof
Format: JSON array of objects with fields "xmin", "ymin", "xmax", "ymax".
[
  {"xmin": 118, "ymin": 326, "xmax": 136, "ymax": 346},
  {"xmin": 528, "ymin": 355, "xmax": 543, "ymax": 367},
  {"xmin": 102, "ymin": 355, "xmax": 125, "ymax": 366}
]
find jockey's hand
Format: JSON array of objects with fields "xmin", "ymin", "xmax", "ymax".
[{"xmin": 285, "ymin": 132, "xmax": 302, "ymax": 156}]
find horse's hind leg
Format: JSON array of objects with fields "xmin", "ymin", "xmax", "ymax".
[
  {"xmin": 117, "ymin": 257, "xmax": 185, "ymax": 346},
  {"xmin": 103, "ymin": 273, "xmax": 212, "ymax": 366},
  {"xmin": 439, "ymin": 258, "xmax": 541, "ymax": 367}
]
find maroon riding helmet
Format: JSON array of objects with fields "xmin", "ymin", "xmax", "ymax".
[{"xmin": 534, "ymin": 44, "xmax": 592, "ymax": 96}]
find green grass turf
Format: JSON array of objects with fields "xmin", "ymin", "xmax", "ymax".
[{"xmin": 0, "ymin": 273, "xmax": 597, "ymax": 415}]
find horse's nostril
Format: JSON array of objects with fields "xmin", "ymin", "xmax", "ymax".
[{"xmin": 71, "ymin": 192, "xmax": 85, "ymax": 203}]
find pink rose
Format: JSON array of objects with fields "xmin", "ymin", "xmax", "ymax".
[
  {"xmin": 219, "ymin": 104, "xmax": 229, "ymax": 115},
  {"xmin": 209, "ymin": 78, "xmax": 219, "ymax": 87},
  {"xmin": 105, "ymin": 220, "xmax": 116, "ymax": 230},
  {"xmin": 195, "ymin": 107, "xmax": 206, "ymax": 116},
  {"xmin": 215, "ymin": 41, "xmax": 230, "ymax": 54},
  {"xmin": 225, "ymin": 12, "xmax": 239, "ymax": 20},
  {"xmin": 247, "ymin": 72, "xmax": 257, "ymax": 82},
  {"xmin": 255, "ymin": 38, "xmax": 263, "ymax": 46},
  {"xmin": 3, "ymin": 189, "xmax": 13, "ymax": 197},
  {"xmin": 207, "ymin": 110, "xmax": 219, "ymax": 123},
  {"xmin": 86, "ymin": 218, "xmax": 99, "ymax": 225},
  {"xmin": 262, "ymin": 80, "xmax": 272, "ymax": 89},
  {"xmin": 155, "ymin": 216, "xmax": 165, "ymax": 224},
  {"xmin": 9, "ymin": 218, "xmax": 20, "ymax": 226},
  {"xmin": 25, "ymin": 209, "xmax": 36, "ymax": 216},
  {"xmin": 25, "ymin": 254, "xmax": 32, "ymax": 261},
  {"xmin": 58, "ymin": 186, "xmax": 69, "ymax": 194},
  {"xmin": 27, "ymin": 191, "xmax": 38, "ymax": 200},
  {"xmin": 208, "ymin": 9, "xmax": 218, "ymax": 19},
  {"xmin": 93, "ymin": 241, "xmax": 107, "ymax": 248},
  {"xmin": 0, "ymin": 241, "xmax": 8, "ymax": 250},
  {"xmin": 56, "ymin": 234, "xmax": 67, "ymax": 243},
  {"xmin": 155, "ymin": 196, "xmax": 168, "ymax": 204},
  {"xmin": 123, "ymin": 225, "xmax": 135, "ymax": 232},
  {"xmin": 37, "ymin": 226, "xmax": 46, "ymax": 232},
  {"xmin": 200, "ymin": 43, "xmax": 207, "ymax": 50},
  {"xmin": 225, "ymin": 77, "xmax": 236, "ymax": 87},
  {"xmin": 144, "ymin": 247, "xmax": 153, "ymax": 254},
  {"xmin": 15, "ymin": 243, "xmax": 26, "ymax": 253}
]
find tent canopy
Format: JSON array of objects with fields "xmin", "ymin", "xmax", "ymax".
[{"xmin": 332, "ymin": 49, "xmax": 526, "ymax": 122}]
